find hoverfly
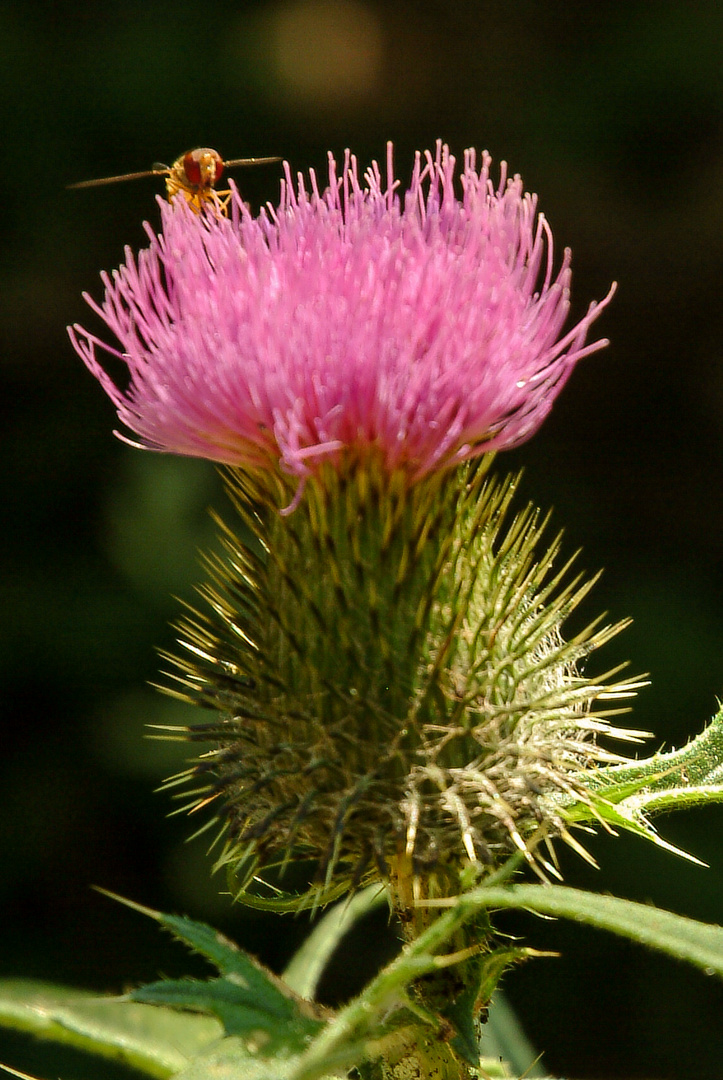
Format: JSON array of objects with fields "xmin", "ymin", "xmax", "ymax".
[{"xmin": 68, "ymin": 147, "xmax": 282, "ymax": 214}]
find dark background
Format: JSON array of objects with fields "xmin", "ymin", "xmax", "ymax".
[{"xmin": 2, "ymin": 2, "xmax": 723, "ymax": 1077}]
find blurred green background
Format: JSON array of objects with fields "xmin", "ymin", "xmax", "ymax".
[{"xmin": 2, "ymin": 1, "xmax": 723, "ymax": 1077}]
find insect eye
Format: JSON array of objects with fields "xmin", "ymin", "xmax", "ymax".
[{"xmin": 183, "ymin": 149, "xmax": 223, "ymax": 187}]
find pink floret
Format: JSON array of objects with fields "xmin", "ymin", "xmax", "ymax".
[{"xmin": 70, "ymin": 142, "xmax": 614, "ymax": 481}]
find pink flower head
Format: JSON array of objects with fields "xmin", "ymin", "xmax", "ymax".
[{"xmin": 70, "ymin": 142, "xmax": 614, "ymax": 482}]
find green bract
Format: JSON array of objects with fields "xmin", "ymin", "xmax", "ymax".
[{"xmin": 158, "ymin": 457, "xmax": 643, "ymax": 908}]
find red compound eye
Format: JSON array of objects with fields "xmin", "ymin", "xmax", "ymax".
[{"xmin": 182, "ymin": 148, "xmax": 224, "ymax": 187}]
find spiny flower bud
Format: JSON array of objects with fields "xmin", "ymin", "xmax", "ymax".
[{"xmin": 157, "ymin": 460, "xmax": 642, "ymax": 903}]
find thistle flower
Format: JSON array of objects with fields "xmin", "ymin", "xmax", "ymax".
[
  {"xmin": 71, "ymin": 143, "xmax": 638, "ymax": 911},
  {"xmin": 70, "ymin": 143, "xmax": 614, "ymax": 486}
]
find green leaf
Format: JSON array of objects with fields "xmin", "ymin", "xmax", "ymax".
[
  {"xmin": 584, "ymin": 708, "xmax": 723, "ymax": 809},
  {"xmin": 169, "ymin": 1036, "xmax": 311, "ymax": 1080},
  {"xmin": 444, "ymin": 983, "xmax": 483, "ymax": 1067},
  {"xmin": 483, "ymin": 992, "xmax": 548, "ymax": 1079},
  {"xmin": 130, "ymin": 976, "xmax": 323, "ymax": 1053},
  {"xmin": 434, "ymin": 884, "xmax": 723, "ymax": 979},
  {"xmin": 218, "ymin": 891, "xmax": 557, "ymax": 1080},
  {"xmin": 0, "ymin": 979, "xmax": 220, "ymax": 1078},
  {"xmin": 439, "ymin": 946, "xmax": 540, "ymax": 1067},
  {"xmin": 558, "ymin": 707, "xmax": 723, "ymax": 861},
  {"xmin": 592, "ymin": 706, "xmax": 723, "ymax": 809},
  {"xmin": 227, "ymin": 874, "xmax": 355, "ymax": 914},
  {"xmin": 282, "ymin": 885, "xmax": 388, "ymax": 1000},
  {"xmin": 281, "ymin": 902, "xmax": 482, "ymax": 1080},
  {"xmin": 100, "ymin": 893, "xmax": 326, "ymax": 1055}
]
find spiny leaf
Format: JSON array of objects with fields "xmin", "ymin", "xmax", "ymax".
[
  {"xmin": 129, "ymin": 977, "xmax": 323, "ymax": 1053},
  {"xmin": 0, "ymin": 979, "xmax": 219, "ymax": 1078},
  {"xmin": 591, "ymin": 706, "xmax": 723, "ymax": 809},
  {"xmin": 169, "ymin": 1036, "xmax": 306, "ymax": 1080},
  {"xmin": 99, "ymin": 892, "xmax": 326, "ymax": 1055},
  {"xmin": 558, "ymin": 707, "xmax": 723, "ymax": 859},
  {"xmin": 425, "ymin": 883, "xmax": 723, "ymax": 980}
]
